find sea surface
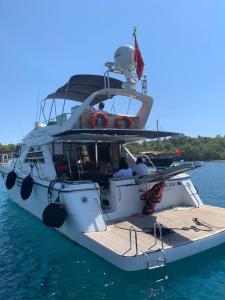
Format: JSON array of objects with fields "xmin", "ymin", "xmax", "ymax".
[{"xmin": 1, "ymin": 162, "xmax": 225, "ymax": 300}]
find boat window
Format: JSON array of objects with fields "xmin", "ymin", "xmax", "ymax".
[
  {"xmin": 25, "ymin": 147, "xmax": 45, "ymax": 163},
  {"xmin": 94, "ymin": 95, "xmax": 142, "ymax": 116},
  {"xmin": 52, "ymin": 140, "xmax": 131, "ymax": 188},
  {"xmin": 38, "ymin": 99, "xmax": 81, "ymax": 126},
  {"xmin": 53, "ymin": 142, "xmax": 81, "ymax": 166}
]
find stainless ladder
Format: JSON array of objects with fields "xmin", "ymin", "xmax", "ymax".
[{"xmin": 145, "ymin": 221, "xmax": 167, "ymax": 270}]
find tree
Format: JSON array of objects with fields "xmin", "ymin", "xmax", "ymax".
[{"xmin": 126, "ymin": 135, "xmax": 225, "ymax": 161}]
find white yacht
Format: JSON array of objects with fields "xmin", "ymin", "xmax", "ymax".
[{"xmin": 1, "ymin": 43, "xmax": 225, "ymax": 272}]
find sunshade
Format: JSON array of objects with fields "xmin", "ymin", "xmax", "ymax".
[{"xmin": 46, "ymin": 74, "xmax": 123, "ymax": 105}]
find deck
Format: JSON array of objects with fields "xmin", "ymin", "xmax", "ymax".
[{"xmin": 85, "ymin": 205, "xmax": 225, "ymax": 256}]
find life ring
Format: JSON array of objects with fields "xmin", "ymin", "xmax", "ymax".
[
  {"xmin": 114, "ymin": 116, "xmax": 132, "ymax": 129},
  {"xmin": 90, "ymin": 112, "xmax": 109, "ymax": 128}
]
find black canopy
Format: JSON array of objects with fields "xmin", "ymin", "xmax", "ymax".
[
  {"xmin": 46, "ymin": 74, "xmax": 123, "ymax": 105},
  {"xmin": 54, "ymin": 129, "xmax": 181, "ymax": 140}
]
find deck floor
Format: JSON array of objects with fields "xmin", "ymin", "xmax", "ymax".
[{"xmin": 85, "ymin": 205, "xmax": 225, "ymax": 256}]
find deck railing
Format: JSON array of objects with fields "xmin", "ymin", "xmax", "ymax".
[{"xmin": 0, "ymin": 153, "xmax": 13, "ymax": 164}]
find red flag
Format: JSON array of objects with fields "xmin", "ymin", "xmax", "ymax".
[
  {"xmin": 134, "ymin": 36, "xmax": 144, "ymax": 80},
  {"xmin": 175, "ymin": 148, "xmax": 182, "ymax": 157}
]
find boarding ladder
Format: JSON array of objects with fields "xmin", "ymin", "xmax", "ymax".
[
  {"xmin": 126, "ymin": 222, "xmax": 167, "ymax": 269},
  {"xmin": 126, "ymin": 222, "xmax": 168, "ymax": 282},
  {"xmin": 144, "ymin": 221, "xmax": 167, "ymax": 269},
  {"xmin": 144, "ymin": 221, "xmax": 168, "ymax": 283}
]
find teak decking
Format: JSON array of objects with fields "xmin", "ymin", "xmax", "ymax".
[{"xmin": 85, "ymin": 205, "xmax": 225, "ymax": 256}]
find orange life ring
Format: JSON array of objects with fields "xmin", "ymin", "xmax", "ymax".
[
  {"xmin": 114, "ymin": 116, "xmax": 132, "ymax": 129},
  {"xmin": 90, "ymin": 112, "xmax": 109, "ymax": 128}
]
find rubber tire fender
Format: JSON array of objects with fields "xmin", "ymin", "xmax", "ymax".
[
  {"xmin": 20, "ymin": 175, "xmax": 33, "ymax": 200},
  {"xmin": 42, "ymin": 202, "xmax": 67, "ymax": 228},
  {"xmin": 6, "ymin": 170, "xmax": 17, "ymax": 189}
]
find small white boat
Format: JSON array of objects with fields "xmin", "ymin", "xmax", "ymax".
[{"xmin": 1, "ymin": 41, "xmax": 225, "ymax": 272}]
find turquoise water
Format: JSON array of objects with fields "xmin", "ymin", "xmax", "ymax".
[{"xmin": 1, "ymin": 162, "xmax": 225, "ymax": 299}]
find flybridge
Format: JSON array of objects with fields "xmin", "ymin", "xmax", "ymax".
[
  {"xmin": 36, "ymin": 79, "xmax": 153, "ymax": 135},
  {"xmin": 36, "ymin": 40, "xmax": 149, "ymax": 134}
]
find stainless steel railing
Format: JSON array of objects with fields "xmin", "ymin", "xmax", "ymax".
[{"xmin": 0, "ymin": 153, "xmax": 13, "ymax": 164}]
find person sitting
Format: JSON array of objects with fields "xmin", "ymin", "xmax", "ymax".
[
  {"xmin": 98, "ymin": 161, "xmax": 113, "ymax": 175},
  {"xmin": 113, "ymin": 160, "xmax": 133, "ymax": 177},
  {"xmin": 132, "ymin": 157, "xmax": 150, "ymax": 176},
  {"xmin": 95, "ymin": 101, "xmax": 105, "ymax": 112}
]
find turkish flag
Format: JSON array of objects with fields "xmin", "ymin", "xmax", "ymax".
[
  {"xmin": 175, "ymin": 148, "xmax": 182, "ymax": 157},
  {"xmin": 134, "ymin": 36, "xmax": 144, "ymax": 80}
]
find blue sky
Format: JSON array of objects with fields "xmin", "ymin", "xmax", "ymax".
[{"xmin": 0, "ymin": 0, "xmax": 225, "ymax": 144}]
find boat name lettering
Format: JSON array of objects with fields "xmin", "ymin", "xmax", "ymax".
[{"xmin": 164, "ymin": 182, "xmax": 176, "ymax": 188}]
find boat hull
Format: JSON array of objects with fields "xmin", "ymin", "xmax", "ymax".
[{"xmin": 1, "ymin": 171, "xmax": 225, "ymax": 271}]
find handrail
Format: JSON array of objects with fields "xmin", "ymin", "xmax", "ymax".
[
  {"xmin": 154, "ymin": 222, "xmax": 164, "ymax": 249},
  {"xmin": 129, "ymin": 225, "xmax": 138, "ymax": 256},
  {"xmin": 103, "ymin": 70, "xmax": 111, "ymax": 89},
  {"xmin": 0, "ymin": 153, "xmax": 13, "ymax": 164},
  {"xmin": 123, "ymin": 225, "xmax": 139, "ymax": 256},
  {"xmin": 185, "ymin": 182, "xmax": 200, "ymax": 208},
  {"xmin": 45, "ymin": 113, "xmax": 72, "ymax": 125},
  {"xmin": 92, "ymin": 182, "xmax": 107, "ymax": 230},
  {"xmin": 94, "ymin": 197, "xmax": 107, "ymax": 230},
  {"xmin": 149, "ymin": 221, "xmax": 164, "ymax": 251}
]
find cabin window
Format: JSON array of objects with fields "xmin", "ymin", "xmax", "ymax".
[
  {"xmin": 52, "ymin": 141, "xmax": 126, "ymax": 187},
  {"xmin": 25, "ymin": 147, "xmax": 45, "ymax": 163}
]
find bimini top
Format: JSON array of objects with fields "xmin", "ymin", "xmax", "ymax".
[
  {"xmin": 53, "ymin": 129, "xmax": 181, "ymax": 142},
  {"xmin": 46, "ymin": 74, "xmax": 123, "ymax": 105}
]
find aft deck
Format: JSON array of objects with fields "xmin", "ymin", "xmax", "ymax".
[{"xmin": 85, "ymin": 205, "xmax": 225, "ymax": 257}]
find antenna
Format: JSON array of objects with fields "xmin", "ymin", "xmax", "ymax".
[
  {"xmin": 105, "ymin": 45, "xmax": 137, "ymax": 89},
  {"xmin": 105, "ymin": 29, "xmax": 137, "ymax": 89},
  {"xmin": 35, "ymin": 89, "xmax": 40, "ymax": 122},
  {"xmin": 104, "ymin": 28, "xmax": 147, "ymax": 90}
]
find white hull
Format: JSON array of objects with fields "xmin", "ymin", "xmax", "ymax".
[
  {"xmin": 2, "ymin": 173, "xmax": 225, "ymax": 272},
  {"xmin": 84, "ymin": 230, "xmax": 225, "ymax": 271}
]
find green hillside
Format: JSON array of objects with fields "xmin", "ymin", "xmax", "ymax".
[
  {"xmin": 0, "ymin": 144, "xmax": 15, "ymax": 154},
  {"xmin": 1, "ymin": 135, "xmax": 225, "ymax": 161},
  {"xmin": 126, "ymin": 135, "xmax": 225, "ymax": 161}
]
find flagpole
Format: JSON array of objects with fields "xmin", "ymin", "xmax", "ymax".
[
  {"xmin": 133, "ymin": 26, "xmax": 137, "ymax": 70},
  {"xmin": 133, "ymin": 26, "xmax": 137, "ymax": 38}
]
